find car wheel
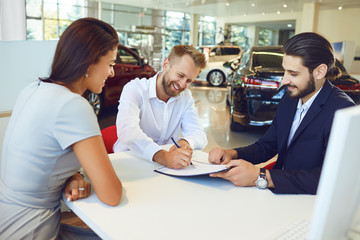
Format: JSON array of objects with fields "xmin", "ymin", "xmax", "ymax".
[
  {"xmin": 230, "ymin": 115, "xmax": 246, "ymax": 132},
  {"xmin": 86, "ymin": 92, "xmax": 103, "ymax": 116},
  {"xmin": 207, "ymin": 70, "xmax": 225, "ymax": 87}
]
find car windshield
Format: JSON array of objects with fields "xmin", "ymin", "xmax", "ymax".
[{"xmin": 251, "ymin": 52, "xmax": 284, "ymax": 71}]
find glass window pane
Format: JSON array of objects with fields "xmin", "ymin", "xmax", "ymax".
[
  {"xmin": 26, "ymin": 19, "xmax": 43, "ymax": 40},
  {"xmin": 59, "ymin": 4, "xmax": 84, "ymax": 20},
  {"xmin": 58, "ymin": 20, "xmax": 72, "ymax": 36},
  {"xmin": 43, "ymin": 1, "xmax": 58, "ymax": 19},
  {"xmin": 44, "ymin": 19, "xmax": 59, "ymax": 40},
  {"xmin": 231, "ymin": 25, "xmax": 250, "ymax": 50},
  {"xmin": 258, "ymin": 29, "xmax": 272, "ymax": 46},
  {"xmin": 26, "ymin": 0, "xmax": 42, "ymax": 17}
]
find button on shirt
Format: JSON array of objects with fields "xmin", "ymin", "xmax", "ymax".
[
  {"xmin": 287, "ymin": 87, "xmax": 323, "ymax": 146},
  {"xmin": 113, "ymin": 73, "xmax": 207, "ymax": 161}
]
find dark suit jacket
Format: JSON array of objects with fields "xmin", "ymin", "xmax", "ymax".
[{"xmin": 234, "ymin": 80, "xmax": 355, "ymax": 194}]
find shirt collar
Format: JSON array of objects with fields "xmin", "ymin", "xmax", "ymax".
[
  {"xmin": 149, "ymin": 72, "xmax": 160, "ymax": 99},
  {"xmin": 297, "ymin": 86, "xmax": 323, "ymax": 111}
]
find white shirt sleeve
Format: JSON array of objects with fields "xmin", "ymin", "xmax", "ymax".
[
  {"xmin": 180, "ymin": 91, "xmax": 208, "ymax": 150},
  {"xmin": 113, "ymin": 81, "xmax": 162, "ymax": 161}
]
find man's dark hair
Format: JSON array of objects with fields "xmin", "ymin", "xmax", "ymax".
[{"xmin": 283, "ymin": 32, "xmax": 341, "ymax": 80}]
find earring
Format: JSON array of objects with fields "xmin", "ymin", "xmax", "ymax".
[{"xmin": 85, "ymin": 73, "xmax": 89, "ymax": 78}]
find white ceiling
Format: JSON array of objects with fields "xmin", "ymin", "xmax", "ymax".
[{"xmin": 98, "ymin": 0, "xmax": 360, "ymax": 17}]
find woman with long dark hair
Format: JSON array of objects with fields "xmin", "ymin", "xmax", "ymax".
[{"xmin": 0, "ymin": 18, "xmax": 123, "ymax": 239}]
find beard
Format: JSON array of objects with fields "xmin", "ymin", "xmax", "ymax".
[
  {"xmin": 162, "ymin": 72, "xmax": 185, "ymax": 97},
  {"xmin": 286, "ymin": 74, "xmax": 315, "ymax": 99}
]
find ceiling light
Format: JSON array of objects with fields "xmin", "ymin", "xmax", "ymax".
[
  {"xmin": 277, "ymin": 10, "xmax": 281, "ymax": 14},
  {"xmin": 283, "ymin": 3, "xmax": 287, "ymax": 8},
  {"xmin": 251, "ymin": 3, "xmax": 256, "ymax": 7},
  {"xmin": 201, "ymin": 0, "xmax": 206, "ymax": 4},
  {"xmin": 226, "ymin": 2, "xmax": 230, "ymax": 7},
  {"xmin": 338, "ymin": 5, "xmax": 343, "ymax": 10},
  {"xmin": 262, "ymin": 12, "xmax": 265, "ymax": 15},
  {"xmin": 287, "ymin": 24, "xmax": 292, "ymax": 27},
  {"xmin": 244, "ymin": 13, "xmax": 247, "ymax": 16}
]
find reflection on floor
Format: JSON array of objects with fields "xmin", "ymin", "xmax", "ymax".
[{"xmin": 190, "ymin": 84, "xmax": 268, "ymax": 152}]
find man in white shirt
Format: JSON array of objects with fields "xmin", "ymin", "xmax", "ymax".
[{"xmin": 113, "ymin": 45, "xmax": 208, "ymax": 169}]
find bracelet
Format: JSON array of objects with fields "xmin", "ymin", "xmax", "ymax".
[{"xmin": 77, "ymin": 171, "xmax": 84, "ymax": 179}]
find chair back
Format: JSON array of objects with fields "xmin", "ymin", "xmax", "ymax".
[{"xmin": 101, "ymin": 125, "xmax": 117, "ymax": 154}]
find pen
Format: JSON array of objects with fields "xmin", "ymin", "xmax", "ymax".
[
  {"xmin": 171, "ymin": 137, "xmax": 181, "ymax": 148},
  {"xmin": 171, "ymin": 137, "xmax": 193, "ymax": 166}
]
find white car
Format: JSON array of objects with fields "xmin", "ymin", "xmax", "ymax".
[
  {"xmin": 196, "ymin": 45, "xmax": 243, "ymax": 86},
  {"xmin": 196, "ymin": 61, "xmax": 230, "ymax": 86}
]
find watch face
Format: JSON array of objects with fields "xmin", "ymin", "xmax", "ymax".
[{"xmin": 256, "ymin": 178, "xmax": 268, "ymax": 189}]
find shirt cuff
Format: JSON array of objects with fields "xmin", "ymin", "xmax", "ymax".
[{"xmin": 142, "ymin": 143, "xmax": 163, "ymax": 162}]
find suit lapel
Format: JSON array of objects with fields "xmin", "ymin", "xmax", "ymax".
[{"xmin": 288, "ymin": 80, "xmax": 333, "ymax": 147}]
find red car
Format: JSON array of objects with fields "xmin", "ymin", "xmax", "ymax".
[{"xmin": 86, "ymin": 44, "xmax": 157, "ymax": 115}]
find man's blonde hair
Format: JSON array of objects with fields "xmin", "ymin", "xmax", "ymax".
[{"xmin": 168, "ymin": 45, "xmax": 207, "ymax": 70}]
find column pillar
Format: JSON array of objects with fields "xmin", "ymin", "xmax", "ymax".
[
  {"xmin": 190, "ymin": 14, "xmax": 199, "ymax": 46},
  {"xmin": 0, "ymin": 0, "xmax": 26, "ymax": 41},
  {"xmin": 300, "ymin": 2, "xmax": 319, "ymax": 32}
]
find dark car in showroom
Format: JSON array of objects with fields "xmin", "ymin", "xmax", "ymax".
[
  {"xmin": 227, "ymin": 46, "xmax": 360, "ymax": 131},
  {"xmin": 86, "ymin": 44, "xmax": 157, "ymax": 115}
]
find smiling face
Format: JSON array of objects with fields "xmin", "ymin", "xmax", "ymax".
[
  {"xmin": 158, "ymin": 54, "xmax": 200, "ymax": 101},
  {"xmin": 84, "ymin": 48, "xmax": 117, "ymax": 94},
  {"xmin": 282, "ymin": 54, "xmax": 317, "ymax": 103}
]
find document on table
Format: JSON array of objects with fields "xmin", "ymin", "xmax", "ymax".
[{"xmin": 155, "ymin": 160, "xmax": 228, "ymax": 177}]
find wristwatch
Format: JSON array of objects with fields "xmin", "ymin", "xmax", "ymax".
[{"xmin": 255, "ymin": 168, "xmax": 268, "ymax": 189}]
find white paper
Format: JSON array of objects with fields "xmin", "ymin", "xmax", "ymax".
[{"xmin": 155, "ymin": 160, "xmax": 228, "ymax": 177}]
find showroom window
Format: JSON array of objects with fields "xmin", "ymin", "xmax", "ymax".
[
  {"xmin": 198, "ymin": 16, "xmax": 216, "ymax": 46},
  {"xmin": 230, "ymin": 25, "xmax": 250, "ymax": 51},
  {"xmin": 258, "ymin": 28, "xmax": 273, "ymax": 46},
  {"xmin": 26, "ymin": 0, "xmax": 87, "ymax": 40},
  {"xmin": 163, "ymin": 11, "xmax": 191, "ymax": 56}
]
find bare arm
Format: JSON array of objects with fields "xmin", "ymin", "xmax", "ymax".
[{"xmin": 72, "ymin": 136, "xmax": 122, "ymax": 206}]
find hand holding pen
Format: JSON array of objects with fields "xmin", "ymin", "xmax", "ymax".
[
  {"xmin": 152, "ymin": 138, "xmax": 193, "ymax": 169},
  {"xmin": 171, "ymin": 137, "xmax": 193, "ymax": 166}
]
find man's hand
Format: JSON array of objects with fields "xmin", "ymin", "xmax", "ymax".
[
  {"xmin": 64, "ymin": 173, "xmax": 92, "ymax": 202},
  {"xmin": 169, "ymin": 139, "xmax": 193, "ymax": 153},
  {"xmin": 208, "ymin": 147, "xmax": 237, "ymax": 164},
  {"xmin": 153, "ymin": 148, "xmax": 193, "ymax": 169},
  {"xmin": 209, "ymin": 160, "xmax": 259, "ymax": 187}
]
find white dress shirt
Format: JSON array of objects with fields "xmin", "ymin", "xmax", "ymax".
[
  {"xmin": 113, "ymin": 73, "xmax": 208, "ymax": 161},
  {"xmin": 287, "ymin": 87, "xmax": 323, "ymax": 146}
]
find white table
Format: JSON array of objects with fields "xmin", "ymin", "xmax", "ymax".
[{"xmin": 64, "ymin": 150, "xmax": 315, "ymax": 240}]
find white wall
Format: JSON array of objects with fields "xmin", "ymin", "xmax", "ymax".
[
  {"xmin": 316, "ymin": 7, "xmax": 360, "ymax": 74},
  {"xmin": 0, "ymin": 40, "xmax": 57, "ymax": 158},
  {"xmin": 0, "ymin": 40, "xmax": 57, "ymax": 112}
]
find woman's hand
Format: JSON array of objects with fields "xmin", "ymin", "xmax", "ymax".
[{"xmin": 64, "ymin": 173, "xmax": 92, "ymax": 201}]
